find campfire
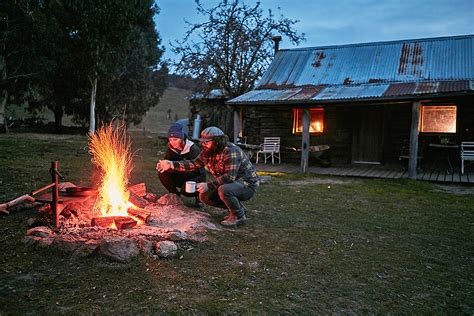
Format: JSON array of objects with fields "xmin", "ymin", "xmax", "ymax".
[
  {"xmin": 88, "ymin": 124, "xmax": 146, "ymax": 230},
  {"xmin": 1, "ymin": 124, "xmax": 218, "ymax": 262}
]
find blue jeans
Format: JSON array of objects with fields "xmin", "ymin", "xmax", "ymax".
[{"xmin": 199, "ymin": 181, "xmax": 255, "ymax": 215}]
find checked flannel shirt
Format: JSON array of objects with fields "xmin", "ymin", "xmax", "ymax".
[{"xmin": 171, "ymin": 142, "xmax": 260, "ymax": 191}]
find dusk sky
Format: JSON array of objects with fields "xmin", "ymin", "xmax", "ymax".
[{"xmin": 154, "ymin": 0, "xmax": 474, "ymax": 66}]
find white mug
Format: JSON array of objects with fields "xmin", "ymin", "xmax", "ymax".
[{"xmin": 185, "ymin": 181, "xmax": 196, "ymax": 193}]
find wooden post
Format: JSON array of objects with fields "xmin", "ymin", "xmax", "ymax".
[
  {"xmin": 51, "ymin": 161, "xmax": 60, "ymax": 228},
  {"xmin": 233, "ymin": 108, "xmax": 242, "ymax": 143},
  {"xmin": 408, "ymin": 101, "xmax": 421, "ymax": 179},
  {"xmin": 300, "ymin": 109, "xmax": 310, "ymax": 173}
]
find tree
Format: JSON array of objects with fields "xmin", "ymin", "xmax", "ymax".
[
  {"xmin": 172, "ymin": 0, "xmax": 305, "ymax": 98},
  {"xmin": 0, "ymin": 0, "xmax": 40, "ymax": 133},
  {"xmin": 63, "ymin": 0, "xmax": 166, "ymax": 132}
]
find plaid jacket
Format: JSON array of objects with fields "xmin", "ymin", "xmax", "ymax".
[{"xmin": 172, "ymin": 142, "xmax": 260, "ymax": 191}]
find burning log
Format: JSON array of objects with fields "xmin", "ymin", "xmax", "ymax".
[
  {"xmin": 128, "ymin": 190, "xmax": 148, "ymax": 209},
  {"xmin": 91, "ymin": 216, "xmax": 116, "ymax": 228},
  {"xmin": 114, "ymin": 216, "xmax": 137, "ymax": 230},
  {"xmin": 127, "ymin": 208, "xmax": 151, "ymax": 223},
  {"xmin": 128, "ymin": 183, "xmax": 146, "ymax": 197},
  {"xmin": 91, "ymin": 216, "xmax": 137, "ymax": 230}
]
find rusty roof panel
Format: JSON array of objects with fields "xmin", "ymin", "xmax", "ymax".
[
  {"xmin": 414, "ymin": 82, "xmax": 439, "ymax": 94},
  {"xmin": 382, "ymin": 80, "xmax": 472, "ymax": 97},
  {"xmin": 228, "ymin": 80, "xmax": 473, "ymax": 104},
  {"xmin": 382, "ymin": 83, "xmax": 416, "ymax": 96},
  {"xmin": 229, "ymin": 35, "xmax": 474, "ymax": 104},
  {"xmin": 256, "ymin": 35, "xmax": 474, "ymax": 89},
  {"xmin": 287, "ymin": 86, "xmax": 326, "ymax": 100},
  {"xmin": 312, "ymin": 84, "xmax": 390, "ymax": 100},
  {"xmin": 228, "ymin": 88, "xmax": 301, "ymax": 103},
  {"xmin": 438, "ymin": 80, "xmax": 470, "ymax": 92}
]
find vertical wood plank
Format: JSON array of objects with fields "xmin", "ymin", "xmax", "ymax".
[
  {"xmin": 233, "ymin": 108, "xmax": 241, "ymax": 143},
  {"xmin": 300, "ymin": 109, "xmax": 310, "ymax": 173},
  {"xmin": 408, "ymin": 101, "xmax": 421, "ymax": 179}
]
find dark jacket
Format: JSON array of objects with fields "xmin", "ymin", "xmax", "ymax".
[{"xmin": 164, "ymin": 139, "xmax": 205, "ymax": 181}]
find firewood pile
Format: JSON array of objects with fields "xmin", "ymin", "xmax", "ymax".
[{"xmin": 4, "ymin": 182, "xmax": 219, "ymax": 262}]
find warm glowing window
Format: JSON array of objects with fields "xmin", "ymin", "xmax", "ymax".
[
  {"xmin": 292, "ymin": 108, "xmax": 324, "ymax": 134},
  {"xmin": 420, "ymin": 105, "xmax": 457, "ymax": 133}
]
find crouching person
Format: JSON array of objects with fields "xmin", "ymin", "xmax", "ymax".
[
  {"xmin": 158, "ymin": 122, "xmax": 206, "ymax": 207},
  {"xmin": 156, "ymin": 127, "xmax": 260, "ymax": 226}
]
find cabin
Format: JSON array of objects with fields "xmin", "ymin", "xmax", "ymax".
[{"xmin": 226, "ymin": 35, "xmax": 474, "ymax": 178}]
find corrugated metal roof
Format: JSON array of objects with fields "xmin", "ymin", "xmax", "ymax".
[
  {"xmin": 228, "ymin": 35, "xmax": 474, "ymax": 104},
  {"xmin": 228, "ymin": 80, "xmax": 473, "ymax": 103}
]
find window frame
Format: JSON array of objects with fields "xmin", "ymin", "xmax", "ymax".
[
  {"xmin": 419, "ymin": 104, "xmax": 457, "ymax": 134},
  {"xmin": 292, "ymin": 108, "xmax": 325, "ymax": 135}
]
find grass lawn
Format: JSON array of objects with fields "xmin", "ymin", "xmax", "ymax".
[{"xmin": 0, "ymin": 132, "xmax": 473, "ymax": 314}]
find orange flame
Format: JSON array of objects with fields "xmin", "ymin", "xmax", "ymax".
[{"xmin": 88, "ymin": 124, "xmax": 133, "ymax": 217}]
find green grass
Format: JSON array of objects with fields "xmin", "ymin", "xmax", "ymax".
[{"xmin": 0, "ymin": 133, "xmax": 473, "ymax": 314}]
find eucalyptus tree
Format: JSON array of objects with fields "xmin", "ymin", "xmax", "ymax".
[
  {"xmin": 66, "ymin": 0, "xmax": 166, "ymax": 132},
  {"xmin": 172, "ymin": 0, "xmax": 305, "ymax": 97}
]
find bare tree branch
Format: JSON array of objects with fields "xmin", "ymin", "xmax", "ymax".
[{"xmin": 171, "ymin": 0, "xmax": 305, "ymax": 98}]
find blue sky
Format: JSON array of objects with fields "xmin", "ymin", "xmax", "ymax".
[{"xmin": 154, "ymin": 0, "xmax": 474, "ymax": 64}]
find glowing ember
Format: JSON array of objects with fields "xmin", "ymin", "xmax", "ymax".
[{"xmin": 88, "ymin": 124, "xmax": 133, "ymax": 218}]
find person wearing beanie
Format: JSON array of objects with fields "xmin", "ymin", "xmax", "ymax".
[
  {"xmin": 158, "ymin": 122, "xmax": 205, "ymax": 207},
  {"xmin": 157, "ymin": 126, "xmax": 260, "ymax": 227}
]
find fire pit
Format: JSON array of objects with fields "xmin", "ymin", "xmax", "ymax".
[{"xmin": 15, "ymin": 124, "xmax": 219, "ymax": 262}]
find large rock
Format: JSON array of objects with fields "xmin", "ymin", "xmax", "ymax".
[
  {"xmin": 155, "ymin": 240, "xmax": 178, "ymax": 258},
  {"xmin": 52, "ymin": 235, "xmax": 86, "ymax": 253},
  {"xmin": 99, "ymin": 236, "xmax": 140, "ymax": 262},
  {"xmin": 27, "ymin": 226, "xmax": 54, "ymax": 238},
  {"xmin": 136, "ymin": 237, "xmax": 155, "ymax": 257},
  {"xmin": 74, "ymin": 240, "xmax": 100, "ymax": 257}
]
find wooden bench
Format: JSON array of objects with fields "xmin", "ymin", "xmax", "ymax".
[{"xmin": 461, "ymin": 142, "xmax": 474, "ymax": 174}]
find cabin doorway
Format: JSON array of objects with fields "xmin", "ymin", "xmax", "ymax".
[{"xmin": 351, "ymin": 106, "xmax": 386, "ymax": 164}]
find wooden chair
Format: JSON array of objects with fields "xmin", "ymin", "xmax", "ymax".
[
  {"xmin": 461, "ymin": 142, "xmax": 474, "ymax": 174},
  {"xmin": 256, "ymin": 137, "xmax": 281, "ymax": 164}
]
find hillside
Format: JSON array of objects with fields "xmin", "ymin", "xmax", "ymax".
[{"xmin": 130, "ymin": 87, "xmax": 192, "ymax": 135}]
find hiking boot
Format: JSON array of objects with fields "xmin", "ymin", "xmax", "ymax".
[
  {"xmin": 240, "ymin": 204, "xmax": 247, "ymax": 217},
  {"xmin": 220, "ymin": 212, "xmax": 247, "ymax": 226}
]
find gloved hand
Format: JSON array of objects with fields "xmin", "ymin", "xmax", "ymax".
[{"xmin": 156, "ymin": 160, "xmax": 173, "ymax": 173}]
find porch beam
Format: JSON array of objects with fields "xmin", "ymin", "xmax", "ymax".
[
  {"xmin": 300, "ymin": 109, "xmax": 310, "ymax": 173},
  {"xmin": 408, "ymin": 101, "xmax": 421, "ymax": 179},
  {"xmin": 233, "ymin": 108, "xmax": 242, "ymax": 143}
]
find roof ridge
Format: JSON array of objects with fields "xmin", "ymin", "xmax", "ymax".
[{"xmin": 279, "ymin": 34, "xmax": 474, "ymax": 52}]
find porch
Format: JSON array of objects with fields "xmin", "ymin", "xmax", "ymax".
[{"xmin": 255, "ymin": 163, "xmax": 474, "ymax": 184}]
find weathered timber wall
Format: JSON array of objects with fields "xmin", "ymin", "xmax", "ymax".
[{"xmin": 237, "ymin": 95, "xmax": 474, "ymax": 165}]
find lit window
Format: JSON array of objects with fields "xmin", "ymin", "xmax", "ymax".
[
  {"xmin": 420, "ymin": 105, "xmax": 457, "ymax": 133},
  {"xmin": 292, "ymin": 108, "xmax": 324, "ymax": 134}
]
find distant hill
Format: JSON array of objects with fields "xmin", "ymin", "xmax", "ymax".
[
  {"xmin": 130, "ymin": 86, "xmax": 192, "ymax": 135},
  {"xmin": 167, "ymin": 74, "xmax": 202, "ymax": 91}
]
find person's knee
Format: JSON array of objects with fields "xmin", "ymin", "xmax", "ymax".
[
  {"xmin": 158, "ymin": 171, "xmax": 170, "ymax": 181},
  {"xmin": 217, "ymin": 185, "xmax": 234, "ymax": 199}
]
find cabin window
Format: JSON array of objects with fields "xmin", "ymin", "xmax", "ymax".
[
  {"xmin": 292, "ymin": 108, "xmax": 324, "ymax": 134},
  {"xmin": 420, "ymin": 105, "xmax": 457, "ymax": 133}
]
